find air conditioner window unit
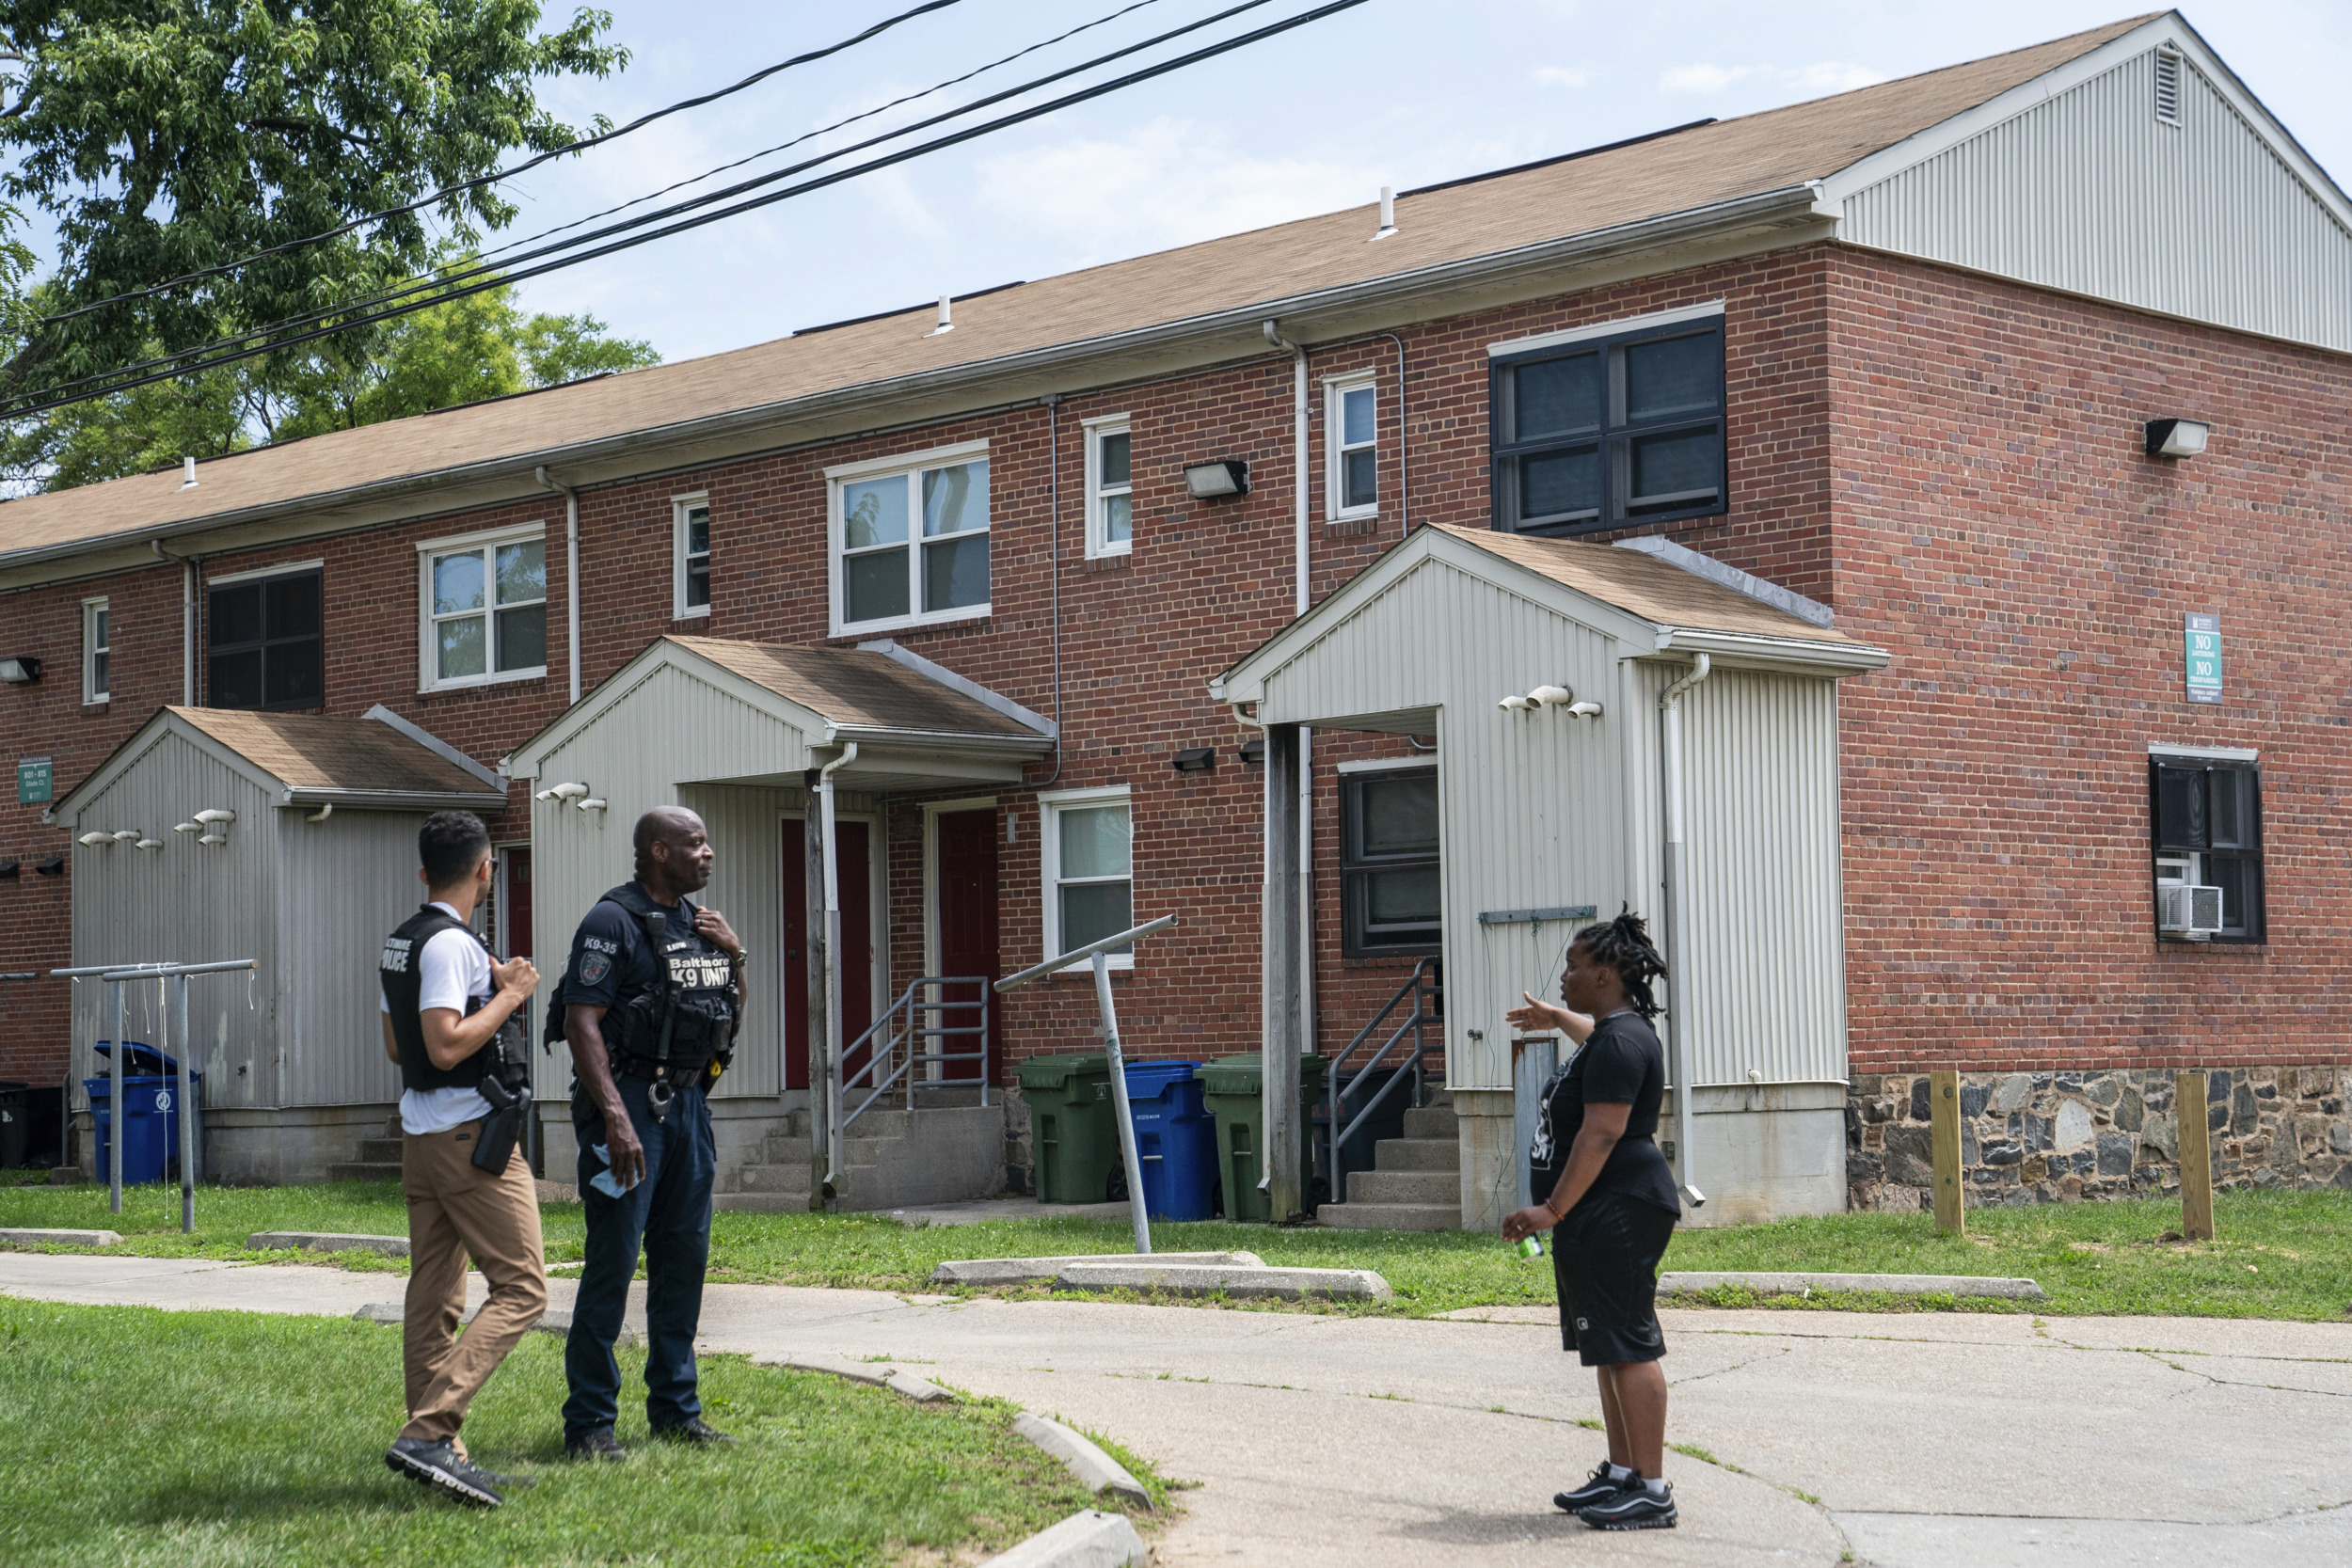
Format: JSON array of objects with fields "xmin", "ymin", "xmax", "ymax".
[{"xmin": 2157, "ymin": 883, "xmax": 2225, "ymax": 936}]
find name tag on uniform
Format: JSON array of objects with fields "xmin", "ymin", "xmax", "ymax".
[{"xmin": 669, "ymin": 953, "xmax": 731, "ymax": 988}]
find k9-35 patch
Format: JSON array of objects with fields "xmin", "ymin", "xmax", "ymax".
[{"xmin": 580, "ymin": 952, "xmax": 612, "ymax": 986}]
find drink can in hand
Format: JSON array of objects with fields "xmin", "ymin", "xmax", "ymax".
[{"xmin": 1514, "ymin": 1234, "xmax": 1544, "ymax": 1260}]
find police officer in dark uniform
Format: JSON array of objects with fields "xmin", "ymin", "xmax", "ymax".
[{"xmin": 557, "ymin": 806, "xmax": 744, "ymax": 1461}]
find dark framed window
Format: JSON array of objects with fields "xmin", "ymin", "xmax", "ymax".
[
  {"xmin": 1489, "ymin": 315, "xmax": 1726, "ymax": 536},
  {"xmin": 2149, "ymin": 756, "xmax": 2264, "ymax": 942},
  {"xmin": 208, "ymin": 571, "xmax": 324, "ymax": 711},
  {"xmin": 1341, "ymin": 768, "xmax": 1440, "ymax": 957}
]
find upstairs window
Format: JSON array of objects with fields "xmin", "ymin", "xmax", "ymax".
[
  {"xmin": 675, "ymin": 495, "xmax": 712, "ymax": 619},
  {"xmin": 829, "ymin": 441, "xmax": 991, "ymax": 634},
  {"xmin": 1326, "ymin": 372, "xmax": 1378, "ymax": 519},
  {"xmin": 418, "ymin": 524, "xmax": 547, "ymax": 691},
  {"xmin": 1490, "ymin": 309, "xmax": 1726, "ymax": 536},
  {"xmin": 208, "ymin": 567, "xmax": 324, "ymax": 711},
  {"xmin": 1341, "ymin": 765, "xmax": 1440, "ymax": 957},
  {"xmin": 82, "ymin": 598, "xmax": 110, "ymax": 705},
  {"xmin": 2150, "ymin": 752, "xmax": 2264, "ymax": 942},
  {"xmin": 1085, "ymin": 417, "xmax": 1132, "ymax": 558}
]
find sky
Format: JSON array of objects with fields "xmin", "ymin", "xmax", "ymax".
[{"xmin": 15, "ymin": 2, "xmax": 2352, "ymax": 367}]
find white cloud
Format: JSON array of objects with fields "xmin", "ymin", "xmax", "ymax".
[
  {"xmin": 975, "ymin": 117, "xmax": 1382, "ymax": 262},
  {"xmin": 1531, "ymin": 65, "xmax": 1591, "ymax": 89},
  {"xmin": 1659, "ymin": 60, "xmax": 1887, "ymax": 97}
]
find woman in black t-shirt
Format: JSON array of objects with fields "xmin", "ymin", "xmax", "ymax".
[{"xmin": 1502, "ymin": 911, "xmax": 1682, "ymax": 1532}]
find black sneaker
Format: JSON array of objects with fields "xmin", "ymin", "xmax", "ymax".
[
  {"xmin": 1555, "ymin": 1463, "xmax": 1632, "ymax": 1513},
  {"xmin": 386, "ymin": 1437, "xmax": 504, "ymax": 1507},
  {"xmin": 1580, "ymin": 1480, "xmax": 1677, "ymax": 1530},
  {"xmin": 564, "ymin": 1429, "xmax": 629, "ymax": 1463},
  {"xmin": 652, "ymin": 1417, "xmax": 735, "ymax": 1446}
]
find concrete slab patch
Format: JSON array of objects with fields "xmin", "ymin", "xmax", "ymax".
[
  {"xmin": 978, "ymin": 1508, "xmax": 1146, "ymax": 1567},
  {"xmin": 1011, "ymin": 1413, "xmax": 1150, "ymax": 1508},
  {"xmin": 352, "ymin": 1298, "xmax": 641, "ymax": 1346},
  {"xmin": 0, "ymin": 1227, "xmax": 121, "ymax": 1248},
  {"xmin": 1659, "ymin": 1271, "xmax": 2045, "ymax": 1300},
  {"xmin": 1054, "ymin": 1261, "xmax": 1391, "ymax": 1302},
  {"xmin": 932, "ymin": 1251, "xmax": 1264, "ymax": 1287},
  {"xmin": 247, "ymin": 1231, "xmax": 409, "ymax": 1258},
  {"xmin": 751, "ymin": 1353, "xmax": 954, "ymax": 1402}
]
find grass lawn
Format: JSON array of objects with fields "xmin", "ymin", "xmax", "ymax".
[
  {"xmin": 5, "ymin": 1179, "xmax": 2348, "ymax": 1321},
  {"xmin": 0, "ymin": 1298, "xmax": 1119, "ymax": 1567}
]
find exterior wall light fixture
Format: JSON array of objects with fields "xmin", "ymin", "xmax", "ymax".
[
  {"xmin": 35, "ymin": 855, "xmax": 65, "ymax": 876},
  {"xmin": 1172, "ymin": 747, "xmax": 1216, "ymax": 772},
  {"xmin": 0, "ymin": 858, "xmax": 17, "ymax": 879},
  {"xmin": 2145, "ymin": 419, "xmax": 2210, "ymax": 458},
  {"xmin": 0, "ymin": 657, "xmax": 40, "ymax": 683},
  {"xmin": 1183, "ymin": 459, "xmax": 1249, "ymax": 499},
  {"xmin": 1238, "ymin": 737, "xmax": 1265, "ymax": 766}
]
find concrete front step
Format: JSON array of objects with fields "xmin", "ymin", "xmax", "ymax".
[
  {"xmin": 1347, "ymin": 1167, "xmax": 1461, "ymax": 1206},
  {"xmin": 327, "ymin": 1162, "xmax": 402, "ymax": 1182},
  {"xmin": 713, "ymin": 1191, "xmax": 813, "ymax": 1212},
  {"xmin": 726, "ymin": 1102, "xmax": 1007, "ymax": 1212},
  {"xmin": 1372, "ymin": 1136, "xmax": 1456, "ymax": 1171},
  {"xmin": 1401, "ymin": 1105, "xmax": 1458, "ymax": 1140},
  {"xmin": 1316, "ymin": 1200, "xmax": 1460, "ymax": 1232},
  {"xmin": 355, "ymin": 1138, "xmax": 403, "ymax": 1164}
]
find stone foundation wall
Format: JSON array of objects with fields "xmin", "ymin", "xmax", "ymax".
[{"xmin": 1845, "ymin": 1067, "xmax": 2352, "ymax": 1211}]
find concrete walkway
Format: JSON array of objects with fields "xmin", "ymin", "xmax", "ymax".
[{"xmin": 4, "ymin": 1252, "xmax": 2347, "ymax": 1566}]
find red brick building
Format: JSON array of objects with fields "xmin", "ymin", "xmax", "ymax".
[{"xmin": 4, "ymin": 13, "xmax": 2346, "ymax": 1217}]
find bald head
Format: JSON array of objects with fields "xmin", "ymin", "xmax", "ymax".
[{"xmin": 633, "ymin": 807, "xmax": 714, "ymax": 898}]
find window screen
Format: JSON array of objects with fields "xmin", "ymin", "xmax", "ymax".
[
  {"xmin": 208, "ymin": 572, "xmax": 324, "ymax": 711},
  {"xmin": 2150, "ymin": 757, "xmax": 2264, "ymax": 942},
  {"xmin": 1342, "ymin": 768, "xmax": 1440, "ymax": 956}
]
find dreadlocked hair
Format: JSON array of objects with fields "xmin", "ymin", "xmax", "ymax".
[{"xmin": 1571, "ymin": 907, "xmax": 1669, "ymax": 1021}]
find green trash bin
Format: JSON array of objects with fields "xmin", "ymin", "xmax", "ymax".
[
  {"xmin": 1016, "ymin": 1053, "xmax": 1121, "ymax": 1204},
  {"xmin": 1200, "ymin": 1053, "xmax": 1326, "ymax": 1222}
]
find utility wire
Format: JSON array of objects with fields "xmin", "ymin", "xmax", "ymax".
[
  {"xmin": 6, "ymin": 0, "xmax": 1349, "ymax": 415},
  {"xmin": 34, "ymin": 0, "xmax": 968, "ymax": 328}
]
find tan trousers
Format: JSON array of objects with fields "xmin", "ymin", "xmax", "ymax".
[{"xmin": 401, "ymin": 1117, "xmax": 548, "ymax": 1443}]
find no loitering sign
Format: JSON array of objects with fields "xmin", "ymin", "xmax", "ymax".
[{"xmin": 2184, "ymin": 613, "xmax": 2222, "ymax": 705}]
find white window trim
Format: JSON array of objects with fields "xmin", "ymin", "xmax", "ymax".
[
  {"xmin": 673, "ymin": 492, "xmax": 712, "ymax": 621},
  {"xmin": 1324, "ymin": 372, "xmax": 1379, "ymax": 520},
  {"xmin": 1486, "ymin": 299, "xmax": 1725, "ymax": 358},
  {"xmin": 2148, "ymin": 742, "xmax": 2258, "ymax": 762},
  {"xmin": 1040, "ymin": 783, "xmax": 1135, "ymax": 974},
  {"xmin": 1082, "ymin": 414, "xmax": 1132, "ymax": 560},
  {"xmin": 415, "ymin": 520, "xmax": 549, "ymax": 693},
  {"xmin": 81, "ymin": 596, "xmax": 109, "ymax": 705},
  {"xmin": 825, "ymin": 437, "xmax": 993, "ymax": 637},
  {"xmin": 206, "ymin": 558, "xmax": 325, "ymax": 590}
]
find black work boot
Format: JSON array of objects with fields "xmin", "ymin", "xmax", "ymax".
[
  {"xmin": 386, "ymin": 1437, "xmax": 505, "ymax": 1506},
  {"xmin": 652, "ymin": 1417, "xmax": 735, "ymax": 1446},
  {"xmin": 564, "ymin": 1429, "xmax": 629, "ymax": 1463}
]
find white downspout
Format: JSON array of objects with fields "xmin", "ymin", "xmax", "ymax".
[
  {"xmin": 818, "ymin": 741, "xmax": 859, "ymax": 1186},
  {"xmin": 1263, "ymin": 320, "xmax": 1318, "ymax": 1073},
  {"xmin": 538, "ymin": 466, "xmax": 581, "ymax": 704},
  {"xmin": 1659, "ymin": 653, "xmax": 1712, "ymax": 1210},
  {"xmin": 151, "ymin": 541, "xmax": 196, "ymax": 703}
]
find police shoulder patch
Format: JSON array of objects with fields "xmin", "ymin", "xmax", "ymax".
[{"xmin": 580, "ymin": 952, "xmax": 612, "ymax": 986}]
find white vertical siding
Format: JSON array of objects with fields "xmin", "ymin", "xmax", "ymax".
[
  {"xmin": 1841, "ymin": 48, "xmax": 2352, "ymax": 353},
  {"xmin": 1678, "ymin": 668, "xmax": 1848, "ymax": 1087},
  {"xmin": 276, "ymin": 808, "xmax": 433, "ymax": 1107}
]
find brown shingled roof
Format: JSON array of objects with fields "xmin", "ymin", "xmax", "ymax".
[
  {"xmin": 669, "ymin": 637, "xmax": 1045, "ymax": 737},
  {"xmin": 1432, "ymin": 527, "xmax": 1861, "ymax": 644},
  {"xmin": 170, "ymin": 707, "xmax": 502, "ymax": 796},
  {"xmin": 0, "ymin": 17, "xmax": 2153, "ymax": 563}
]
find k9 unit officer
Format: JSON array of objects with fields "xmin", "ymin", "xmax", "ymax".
[{"xmin": 558, "ymin": 806, "xmax": 744, "ymax": 1460}]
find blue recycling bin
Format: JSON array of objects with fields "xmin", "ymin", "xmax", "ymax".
[
  {"xmin": 86, "ymin": 1042, "xmax": 199, "ymax": 1186},
  {"xmin": 1122, "ymin": 1060, "xmax": 1216, "ymax": 1221}
]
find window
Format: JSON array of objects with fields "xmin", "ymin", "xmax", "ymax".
[
  {"xmin": 206, "ymin": 567, "xmax": 324, "ymax": 711},
  {"xmin": 1490, "ymin": 308, "xmax": 1726, "ymax": 536},
  {"xmin": 1084, "ymin": 417, "xmax": 1132, "ymax": 558},
  {"xmin": 1041, "ymin": 785, "xmax": 1133, "ymax": 970},
  {"xmin": 1341, "ymin": 766, "xmax": 1440, "ymax": 956},
  {"xmin": 2150, "ymin": 753, "xmax": 2263, "ymax": 942},
  {"xmin": 417, "ymin": 525, "xmax": 547, "ymax": 690},
  {"xmin": 675, "ymin": 495, "xmax": 712, "ymax": 619},
  {"xmin": 81, "ymin": 598, "xmax": 109, "ymax": 705},
  {"xmin": 1326, "ymin": 372, "xmax": 1377, "ymax": 519},
  {"xmin": 828, "ymin": 441, "xmax": 991, "ymax": 634}
]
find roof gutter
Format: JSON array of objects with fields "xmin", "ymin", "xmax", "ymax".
[{"xmin": 0, "ymin": 184, "xmax": 1827, "ymax": 578}]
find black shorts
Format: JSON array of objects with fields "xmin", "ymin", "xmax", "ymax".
[{"xmin": 1551, "ymin": 1190, "xmax": 1678, "ymax": 1367}]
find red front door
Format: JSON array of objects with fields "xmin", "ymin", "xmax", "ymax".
[
  {"xmin": 781, "ymin": 819, "xmax": 873, "ymax": 1091},
  {"xmin": 933, "ymin": 809, "xmax": 1001, "ymax": 1082}
]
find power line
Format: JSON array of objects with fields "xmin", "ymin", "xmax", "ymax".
[
  {"xmin": 8, "ymin": 0, "xmax": 1352, "ymax": 416},
  {"xmin": 33, "ymin": 0, "xmax": 968, "ymax": 330}
]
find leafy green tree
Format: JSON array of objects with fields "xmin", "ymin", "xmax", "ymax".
[{"xmin": 0, "ymin": 1, "xmax": 627, "ymax": 394}]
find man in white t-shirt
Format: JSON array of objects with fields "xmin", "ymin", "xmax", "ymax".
[{"xmin": 376, "ymin": 811, "xmax": 543, "ymax": 1507}]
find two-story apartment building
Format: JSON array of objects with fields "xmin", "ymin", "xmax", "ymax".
[{"xmin": 5, "ymin": 11, "xmax": 2348, "ymax": 1225}]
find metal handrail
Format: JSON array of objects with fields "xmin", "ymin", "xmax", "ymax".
[
  {"xmin": 1325, "ymin": 958, "xmax": 1441, "ymax": 1194},
  {"xmin": 840, "ymin": 975, "xmax": 991, "ymax": 1131}
]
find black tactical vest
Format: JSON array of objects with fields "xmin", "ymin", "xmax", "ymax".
[
  {"xmin": 595, "ymin": 880, "xmax": 740, "ymax": 1078},
  {"xmin": 379, "ymin": 904, "xmax": 520, "ymax": 1093}
]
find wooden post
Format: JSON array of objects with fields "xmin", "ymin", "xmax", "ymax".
[
  {"xmin": 1262, "ymin": 723, "xmax": 1304, "ymax": 1223},
  {"xmin": 2176, "ymin": 1069, "xmax": 2215, "ymax": 1242},
  {"xmin": 1930, "ymin": 1069, "xmax": 1964, "ymax": 1235}
]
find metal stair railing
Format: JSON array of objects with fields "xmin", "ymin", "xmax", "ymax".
[
  {"xmin": 840, "ymin": 976, "xmax": 991, "ymax": 1132},
  {"xmin": 1324, "ymin": 957, "xmax": 1442, "ymax": 1199}
]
